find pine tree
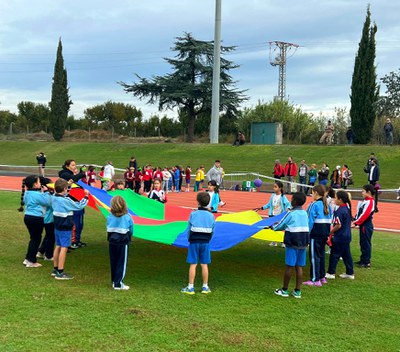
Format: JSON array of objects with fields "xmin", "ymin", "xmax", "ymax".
[
  {"xmin": 120, "ymin": 33, "xmax": 247, "ymax": 142},
  {"xmin": 350, "ymin": 6, "xmax": 379, "ymax": 144},
  {"xmin": 49, "ymin": 38, "xmax": 72, "ymax": 141}
]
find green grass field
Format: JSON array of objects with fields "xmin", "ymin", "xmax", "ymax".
[
  {"xmin": 1, "ymin": 191, "xmax": 400, "ymax": 352},
  {"xmin": 0, "ymin": 141, "xmax": 399, "ymax": 188}
]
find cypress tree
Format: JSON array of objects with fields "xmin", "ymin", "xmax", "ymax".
[
  {"xmin": 349, "ymin": 6, "xmax": 379, "ymax": 144},
  {"xmin": 49, "ymin": 38, "xmax": 72, "ymax": 141}
]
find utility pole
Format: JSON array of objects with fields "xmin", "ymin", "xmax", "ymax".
[
  {"xmin": 269, "ymin": 41, "xmax": 299, "ymax": 100},
  {"xmin": 210, "ymin": 0, "xmax": 222, "ymax": 144}
]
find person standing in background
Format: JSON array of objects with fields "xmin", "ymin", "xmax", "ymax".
[
  {"xmin": 36, "ymin": 152, "xmax": 47, "ymax": 177},
  {"xmin": 298, "ymin": 160, "xmax": 309, "ymax": 194},
  {"xmin": 364, "ymin": 158, "xmax": 380, "ymax": 212},
  {"xmin": 383, "ymin": 118, "xmax": 394, "ymax": 146},
  {"xmin": 273, "ymin": 160, "xmax": 284, "ymax": 180},
  {"xmin": 283, "ymin": 157, "xmax": 298, "ymax": 194}
]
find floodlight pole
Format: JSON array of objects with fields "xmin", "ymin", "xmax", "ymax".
[{"xmin": 210, "ymin": 0, "xmax": 221, "ymax": 144}]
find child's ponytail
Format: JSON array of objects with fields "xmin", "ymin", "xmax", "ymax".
[{"xmin": 17, "ymin": 177, "xmax": 26, "ymax": 212}]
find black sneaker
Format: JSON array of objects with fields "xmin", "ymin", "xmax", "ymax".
[
  {"xmin": 77, "ymin": 242, "xmax": 87, "ymax": 248},
  {"xmin": 70, "ymin": 243, "xmax": 80, "ymax": 249},
  {"xmin": 358, "ymin": 263, "xmax": 371, "ymax": 269}
]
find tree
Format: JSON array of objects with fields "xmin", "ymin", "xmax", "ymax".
[
  {"xmin": 49, "ymin": 38, "xmax": 72, "ymax": 141},
  {"xmin": 377, "ymin": 69, "xmax": 400, "ymax": 118},
  {"xmin": 17, "ymin": 101, "xmax": 51, "ymax": 132},
  {"xmin": 120, "ymin": 32, "xmax": 247, "ymax": 142},
  {"xmin": 235, "ymin": 100, "xmax": 320, "ymax": 144},
  {"xmin": 83, "ymin": 101, "xmax": 142, "ymax": 135},
  {"xmin": 349, "ymin": 6, "xmax": 379, "ymax": 144}
]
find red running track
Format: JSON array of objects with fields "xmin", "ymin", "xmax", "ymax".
[{"xmin": 1, "ymin": 176, "xmax": 399, "ymax": 233}]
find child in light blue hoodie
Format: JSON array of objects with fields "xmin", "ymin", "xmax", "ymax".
[
  {"xmin": 258, "ymin": 181, "xmax": 291, "ymax": 247},
  {"xmin": 18, "ymin": 175, "xmax": 51, "ymax": 268},
  {"xmin": 52, "ymin": 178, "xmax": 89, "ymax": 280},
  {"xmin": 107, "ymin": 196, "xmax": 134, "ymax": 290}
]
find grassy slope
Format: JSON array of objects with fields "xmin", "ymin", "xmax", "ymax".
[
  {"xmin": 1, "ymin": 191, "xmax": 400, "ymax": 352},
  {"xmin": 0, "ymin": 141, "xmax": 399, "ymax": 188}
]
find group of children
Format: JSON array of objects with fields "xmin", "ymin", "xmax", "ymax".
[
  {"xmin": 19, "ymin": 156, "xmax": 377, "ymax": 296},
  {"xmin": 258, "ymin": 180, "xmax": 376, "ymax": 298},
  {"xmin": 19, "ymin": 155, "xmax": 224, "ymax": 291}
]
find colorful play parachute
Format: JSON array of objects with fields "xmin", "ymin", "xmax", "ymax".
[{"xmin": 75, "ymin": 181, "xmax": 284, "ymax": 251}]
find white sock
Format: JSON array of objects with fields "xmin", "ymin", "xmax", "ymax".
[
  {"xmin": 188, "ymin": 283, "xmax": 194, "ymax": 289},
  {"xmin": 203, "ymin": 283, "xmax": 208, "ymax": 288}
]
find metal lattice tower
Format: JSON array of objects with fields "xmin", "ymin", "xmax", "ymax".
[{"xmin": 269, "ymin": 41, "xmax": 299, "ymax": 100}]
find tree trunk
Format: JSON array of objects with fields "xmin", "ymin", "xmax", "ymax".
[{"xmin": 186, "ymin": 104, "xmax": 195, "ymax": 143}]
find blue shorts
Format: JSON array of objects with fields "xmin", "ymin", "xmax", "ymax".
[
  {"xmin": 285, "ymin": 247, "xmax": 306, "ymax": 267},
  {"xmin": 187, "ymin": 243, "xmax": 211, "ymax": 264},
  {"xmin": 55, "ymin": 229, "xmax": 72, "ymax": 248}
]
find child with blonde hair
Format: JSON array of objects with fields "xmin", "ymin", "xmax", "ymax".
[{"xmin": 107, "ymin": 196, "xmax": 134, "ymax": 290}]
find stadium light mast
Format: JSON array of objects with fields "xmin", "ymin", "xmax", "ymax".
[
  {"xmin": 210, "ymin": 0, "xmax": 221, "ymax": 144},
  {"xmin": 269, "ymin": 41, "xmax": 299, "ymax": 100}
]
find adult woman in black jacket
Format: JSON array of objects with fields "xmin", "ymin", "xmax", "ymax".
[{"xmin": 58, "ymin": 159, "xmax": 86, "ymax": 183}]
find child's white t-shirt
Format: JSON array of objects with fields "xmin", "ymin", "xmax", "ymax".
[
  {"xmin": 272, "ymin": 194, "xmax": 282, "ymax": 216},
  {"xmin": 207, "ymin": 191, "xmax": 215, "ymax": 208}
]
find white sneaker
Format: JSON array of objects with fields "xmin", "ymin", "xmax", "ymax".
[
  {"xmin": 22, "ymin": 259, "xmax": 29, "ymax": 266},
  {"xmin": 25, "ymin": 261, "xmax": 43, "ymax": 268},
  {"xmin": 281, "ymin": 243, "xmax": 286, "ymax": 248},
  {"xmin": 114, "ymin": 283, "xmax": 130, "ymax": 290},
  {"xmin": 36, "ymin": 252, "xmax": 45, "ymax": 259},
  {"xmin": 44, "ymin": 257, "xmax": 54, "ymax": 261},
  {"xmin": 269, "ymin": 242, "xmax": 278, "ymax": 247},
  {"xmin": 325, "ymin": 273, "xmax": 336, "ymax": 279},
  {"xmin": 339, "ymin": 273, "xmax": 355, "ymax": 280}
]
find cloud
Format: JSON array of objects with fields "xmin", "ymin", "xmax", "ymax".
[{"xmin": 1, "ymin": 0, "xmax": 399, "ymax": 119}]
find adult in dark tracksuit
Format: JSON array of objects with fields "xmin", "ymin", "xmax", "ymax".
[
  {"xmin": 107, "ymin": 196, "xmax": 134, "ymax": 290},
  {"xmin": 364, "ymin": 158, "xmax": 380, "ymax": 212},
  {"xmin": 354, "ymin": 184, "xmax": 375, "ymax": 268},
  {"xmin": 304, "ymin": 185, "xmax": 332, "ymax": 286}
]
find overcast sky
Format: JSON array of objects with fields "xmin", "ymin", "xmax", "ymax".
[{"xmin": 1, "ymin": 0, "xmax": 399, "ymax": 119}]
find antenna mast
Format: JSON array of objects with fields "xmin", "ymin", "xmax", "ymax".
[{"xmin": 269, "ymin": 41, "xmax": 299, "ymax": 100}]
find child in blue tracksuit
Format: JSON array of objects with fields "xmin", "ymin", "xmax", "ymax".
[
  {"xmin": 272, "ymin": 192, "xmax": 309, "ymax": 299},
  {"xmin": 304, "ymin": 184, "xmax": 332, "ymax": 286},
  {"xmin": 107, "ymin": 195, "xmax": 134, "ymax": 290},
  {"xmin": 207, "ymin": 180, "xmax": 220, "ymax": 213},
  {"xmin": 181, "ymin": 192, "xmax": 216, "ymax": 295},
  {"xmin": 258, "ymin": 180, "xmax": 291, "ymax": 247},
  {"xmin": 326, "ymin": 191, "xmax": 354, "ymax": 280},
  {"xmin": 18, "ymin": 175, "xmax": 52, "ymax": 268},
  {"xmin": 52, "ymin": 178, "xmax": 89, "ymax": 280}
]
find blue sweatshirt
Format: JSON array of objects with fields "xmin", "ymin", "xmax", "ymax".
[
  {"xmin": 187, "ymin": 207, "xmax": 215, "ymax": 243},
  {"xmin": 52, "ymin": 194, "xmax": 88, "ymax": 230},
  {"xmin": 23, "ymin": 189, "xmax": 51, "ymax": 217},
  {"xmin": 106, "ymin": 213, "xmax": 134, "ymax": 245},
  {"xmin": 307, "ymin": 198, "xmax": 332, "ymax": 239},
  {"xmin": 273, "ymin": 207, "xmax": 310, "ymax": 249}
]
